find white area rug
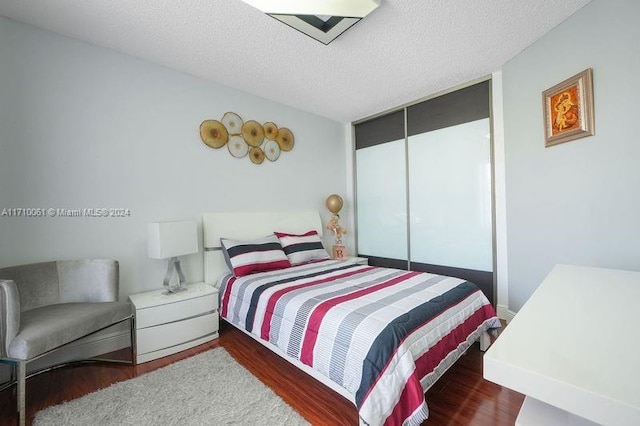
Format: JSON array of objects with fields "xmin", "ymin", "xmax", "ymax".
[{"xmin": 34, "ymin": 348, "xmax": 309, "ymax": 425}]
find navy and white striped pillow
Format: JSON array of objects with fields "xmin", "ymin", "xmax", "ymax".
[
  {"xmin": 221, "ymin": 235, "xmax": 291, "ymax": 277},
  {"xmin": 275, "ymin": 230, "xmax": 330, "ymax": 265}
]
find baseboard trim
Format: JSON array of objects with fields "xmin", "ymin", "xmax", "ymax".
[{"xmin": 497, "ymin": 304, "xmax": 516, "ymax": 323}]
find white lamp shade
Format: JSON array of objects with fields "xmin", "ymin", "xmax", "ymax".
[{"xmin": 148, "ymin": 221, "xmax": 198, "ymax": 259}]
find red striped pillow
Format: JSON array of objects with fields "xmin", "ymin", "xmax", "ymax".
[
  {"xmin": 221, "ymin": 235, "xmax": 291, "ymax": 277},
  {"xmin": 275, "ymin": 230, "xmax": 330, "ymax": 265}
]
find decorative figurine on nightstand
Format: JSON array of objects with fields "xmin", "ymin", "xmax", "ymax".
[{"xmin": 325, "ymin": 194, "xmax": 348, "ymax": 260}]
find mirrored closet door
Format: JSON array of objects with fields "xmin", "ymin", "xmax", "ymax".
[
  {"xmin": 354, "ymin": 80, "xmax": 494, "ymax": 303},
  {"xmin": 355, "ymin": 110, "xmax": 408, "ymax": 270}
]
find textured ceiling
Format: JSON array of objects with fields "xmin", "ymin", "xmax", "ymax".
[{"xmin": 0, "ymin": 0, "xmax": 591, "ymax": 123}]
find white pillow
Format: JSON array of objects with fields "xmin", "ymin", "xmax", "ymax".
[
  {"xmin": 275, "ymin": 230, "xmax": 330, "ymax": 265},
  {"xmin": 221, "ymin": 234, "xmax": 291, "ymax": 277}
]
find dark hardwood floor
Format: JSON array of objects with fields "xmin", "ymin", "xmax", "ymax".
[{"xmin": 0, "ymin": 322, "xmax": 523, "ymax": 425}]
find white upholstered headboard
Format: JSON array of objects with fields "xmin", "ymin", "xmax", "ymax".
[{"xmin": 202, "ymin": 210, "xmax": 324, "ymax": 285}]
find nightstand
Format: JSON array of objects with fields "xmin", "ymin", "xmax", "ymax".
[
  {"xmin": 343, "ymin": 256, "xmax": 368, "ymax": 265},
  {"xmin": 128, "ymin": 282, "xmax": 219, "ymax": 364}
]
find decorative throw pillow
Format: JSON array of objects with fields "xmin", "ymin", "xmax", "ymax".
[
  {"xmin": 220, "ymin": 235, "xmax": 291, "ymax": 277},
  {"xmin": 275, "ymin": 230, "xmax": 331, "ymax": 265}
]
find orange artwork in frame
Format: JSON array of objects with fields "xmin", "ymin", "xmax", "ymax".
[{"xmin": 542, "ymin": 68, "xmax": 595, "ymax": 147}]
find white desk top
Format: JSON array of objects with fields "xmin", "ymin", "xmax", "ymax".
[{"xmin": 484, "ymin": 264, "xmax": 640, "ymax": 426}]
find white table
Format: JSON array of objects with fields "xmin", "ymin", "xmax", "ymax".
[
  {"xmin": 129, "ymin": 282, "xmax": 219, "ymax": 363},
  {"xmin": 342, "ymin": 256, "xmax": 368, "ymax": 265},
  {"xmin": 483, "ymin": 264, "xmax": 640, "ymax": 426}
]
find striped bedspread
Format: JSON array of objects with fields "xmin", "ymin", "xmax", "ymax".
[{"xmin": 220, "ymin": 260, "xmax": 501, "ymax": 426}]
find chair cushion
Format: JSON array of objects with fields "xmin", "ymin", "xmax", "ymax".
[{"xmin": 7, "ymin": 302, "xmax": 132, "ymax": 360}]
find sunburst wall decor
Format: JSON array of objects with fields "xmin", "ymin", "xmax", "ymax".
[{"xmin": 200, "ymin": 112, "xmax": 294, "ymax": 165}]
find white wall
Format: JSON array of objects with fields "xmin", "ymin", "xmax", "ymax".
[
  {"xmin": 0, "ymin": 17, "xmax": 348, "ymax": 299},
  {"xmin": 491, "ymin": 71, "xmax": 510, "ymax": 319},
  {"xmin": 503, "ymin": 0, "xmax": 640, "ymax": 311}
]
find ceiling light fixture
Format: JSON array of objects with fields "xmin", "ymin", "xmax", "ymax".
[{"xmin": 241, "ymin": 0, "xmax": 380, "ymax": 45}]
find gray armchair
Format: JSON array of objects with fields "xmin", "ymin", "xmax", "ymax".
[{"xmin": 0, "ymin": 259, "xmax": 134, "ymax": 426}]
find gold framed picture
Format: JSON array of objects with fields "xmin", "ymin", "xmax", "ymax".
[{"xmin": 542, "ymin": 68, "xmax": 595, "ymax": 147}]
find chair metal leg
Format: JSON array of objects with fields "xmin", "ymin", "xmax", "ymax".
[
  {"xmin": 17, "ymin": 360, "xmax": 26, "ymax": 426},
  {"xmin": 130, "ymin": 314, "xmax": 137, "ymax": 365},
  {"xmin": 1, "ymin": 315, "xmax": 135, "ymax": 424},
  {"xmin": 90, "ymin": 315, "xmax": 136, "ymax": 365},
  {"xmin": 0, "ymin": 359, "xmax": 17, "ymax": 393}
]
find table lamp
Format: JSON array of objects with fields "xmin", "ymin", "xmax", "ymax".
[{"xmin": 148, "ymin": 220, "xmax": 198, "ymax": 293}]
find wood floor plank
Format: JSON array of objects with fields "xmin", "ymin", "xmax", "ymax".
[{"xmin": 0, "ymin": 321, "xmax": 523, "ymax": 425}]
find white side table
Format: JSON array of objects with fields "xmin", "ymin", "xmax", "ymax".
[
  {"xmin": 484, "ymin": 265, "xmax": 640, "ymax": 425},
  {"xmin": 129, "ymin": 282, "xmax": 219, "ymax": 364},
  {"xmin": 342, "ymin": 256, "xmax": 368, "ymax": 265}
]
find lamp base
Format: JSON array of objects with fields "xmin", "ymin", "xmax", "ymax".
[
  {"xmin": 163, "ymin": 256, "xmax": 187, "ymax": 294},
  {"xmin": 332, "ymin": 245, "xmax": 348, "ymax": 260}
]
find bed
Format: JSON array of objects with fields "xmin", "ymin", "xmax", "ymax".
[{"xmin": 203, "ymin": 210, "xmax": 500, "ymax": 426}]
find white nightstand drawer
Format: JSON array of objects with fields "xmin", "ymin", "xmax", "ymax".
[
  {"xmin": 136, "ymin": 291, "xmax": 218, "ymax": 329},
  {"xmin": 129, "ymin": 282, "xmax": 220, "ymax": 363},
  {"xmin": 137, "ymin": 311, "xmax": 219, "ymax": 355}
]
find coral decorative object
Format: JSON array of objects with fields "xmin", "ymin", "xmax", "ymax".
[{"xmin": 325, "ymin": 194, "xmax": 348, "ymax": 260}]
